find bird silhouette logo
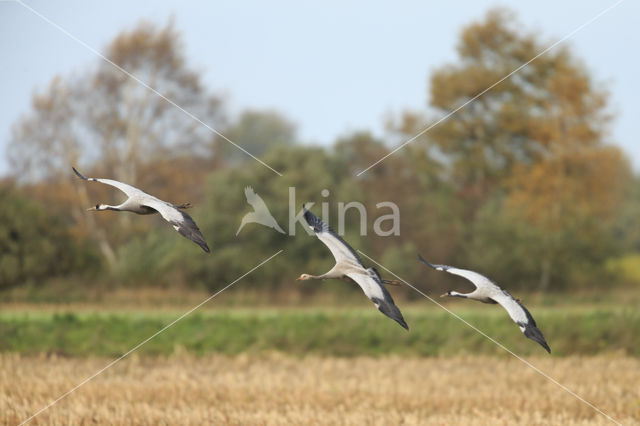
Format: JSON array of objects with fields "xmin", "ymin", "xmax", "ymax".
[{"xmin": 236, "ymin": 186, "xmax": 285, "ymax": 235}]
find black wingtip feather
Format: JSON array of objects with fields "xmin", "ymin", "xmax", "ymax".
[
  {"xmin": 398, "ymin": 318, "xmax": 409, "ymax": 330},
  {"xmin": 389, "ymin": 309, "xmax": 409, "ymax": 330},
  {"xmin": 512, "ymin": 297, "xmax": 550, "ymax": 353},
  {"xmin": 303, "ymin": 205, "xmax": 323, "ymax": 232},
  {"xmin": 373, "ymin": 296, "xmax": 409, "ymax": 330},
  {"xmin": 303, "ymin": 205, "xmax": 366, "ymax": 266},
  {"xmin": 72, "ymin": 166, "xmax": 89, "ymax": 180},
  {"xmin": 417, "ymin": 254, "xmax": 437, "ymax": 269},
  {"xmin": 175, "ymin": 211, "xmax": 210, "ymax": 253},
  {"xmin": 524, "ymin": 325, "xmax": 551, "ymax": 353}
]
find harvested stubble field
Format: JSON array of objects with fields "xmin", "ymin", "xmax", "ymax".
[{"xmin": 2, "ymin": 354, "xmax": 638, "ymax": 425}]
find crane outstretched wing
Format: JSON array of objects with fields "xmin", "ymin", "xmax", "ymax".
[
  {"xmin": 418, "ymin": 254, "xmax": 494, "ymax": 291},
  {"xmin": 491, "ymin": 291, "xmax": 551, "ymax": 353},
  {"xmin": 303, "ymin": 206, "xmax": 364, "ymax": 267},
  {"xmin": 138, "ymin": 199, "xmax": 210, "ymax": 253},
  {"xmin": 73, "ymin": 167, "xmax": 146, "ymax": 198},
  {"xmin": 346, "ymin": 270, "xmax": 408, "ymax": 330}
]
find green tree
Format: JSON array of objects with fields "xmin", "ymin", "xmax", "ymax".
[
  {"xmin": 613, "ymin": 176, "xmax": 640, "ymax": 253},
  {"xmin": 0, "ymin": 185, "xmax": 99, "ymax": 290},
  {"xmin": 336, "ymin": 132, "xmax": 463, "ymax": 295},
  {"xmin": 219, "ymin": 109, "xmax": 297, "ymax": 165}
]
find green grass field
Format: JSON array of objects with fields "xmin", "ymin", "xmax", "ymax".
[{"xmin": 1, "ymin": 305, "xmax": 637, "ymax": 358}]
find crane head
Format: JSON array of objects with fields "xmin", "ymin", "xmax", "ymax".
[{"xmin": 87, "ymin": 203, "xmax": 108, "ymax": 211}]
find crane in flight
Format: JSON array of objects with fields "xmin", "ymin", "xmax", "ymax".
[
  {"xmin": 73, "ymin": 167, "xmax": 210, "ymax": 253},
  {"xmin": 419, "ymin": 255, "xmax": 550, "ymax": 353},
  {"xmin": 297, "ymin": 206, "xmax": 408, "ymax": 330}
]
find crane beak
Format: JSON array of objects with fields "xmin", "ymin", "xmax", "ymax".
[
  {"xmin": 86, "ymin": 206, "xmax": 97, "ymax": 211},
  {"xmin": 440, "ymin": 293, "xmax": 448, "ymax": 298}
]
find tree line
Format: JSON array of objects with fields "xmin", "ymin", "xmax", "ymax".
[{"xmin": 2, "ymin": 9, "xmax": 637, "ymax": 297}]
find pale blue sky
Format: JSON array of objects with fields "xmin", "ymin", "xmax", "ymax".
[{"xmin": 1, "ymin": 1, "xmax": 638, "ymax": 175}]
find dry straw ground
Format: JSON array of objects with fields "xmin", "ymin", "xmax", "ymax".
[{"xmin": 2, "ymin": 354, "xmax": 639, "ymax": 425}]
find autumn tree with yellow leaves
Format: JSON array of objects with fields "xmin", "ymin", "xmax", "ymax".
[{"xmin": 396, "ymin": 9, "xmax": 631, "ymax": 289}]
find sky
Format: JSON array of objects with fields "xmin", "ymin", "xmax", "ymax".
[{"xmin": 1, "ymin": 0, "xmax": 638, "ymax": 175}]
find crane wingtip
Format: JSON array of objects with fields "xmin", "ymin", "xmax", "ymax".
[
  {"xmin": 72, "ymin": 167, "xmax": 89, "ymax": 181},
  {"xmin": 417, "ymin": 254, "xmax": 437, "ymax": 269},
  {"xmin": 538, "ymin": 340, "xmax": 551, "ymax": 354},
  {"xmin": 523, "ymin": 324, "xmax": 551, "ymax": 354}
]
